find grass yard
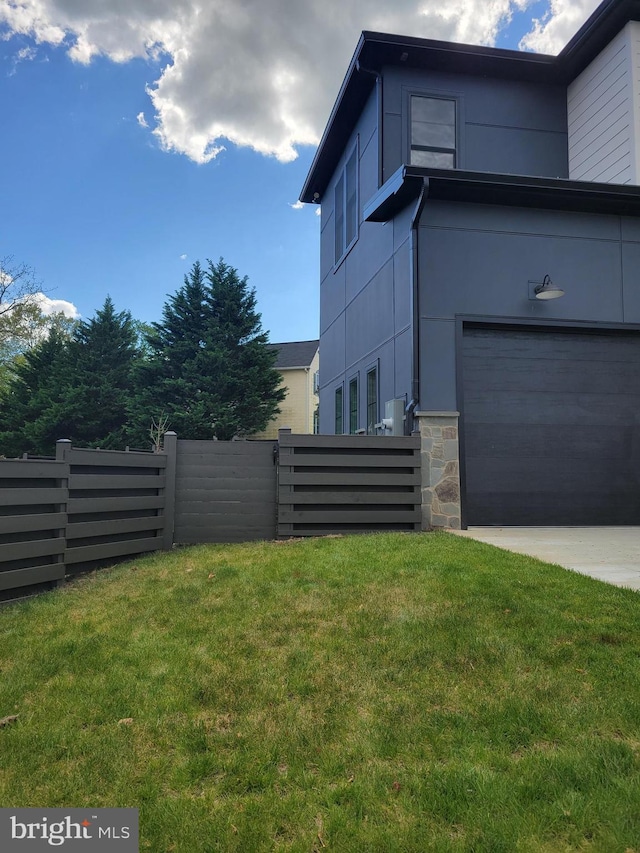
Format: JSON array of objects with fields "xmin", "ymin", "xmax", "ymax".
[{"xmin": 0, "ymin": 532, "xmax": 639, "ymax": 852}]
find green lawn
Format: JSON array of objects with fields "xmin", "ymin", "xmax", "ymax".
[{"xmin": 1, "ymin": 532, "xmax": 639, "ymax": 852}]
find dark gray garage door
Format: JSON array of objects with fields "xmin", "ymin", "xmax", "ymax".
[{"xmin": 462, "ymin": 326, "xmax": 640, "ymax": 525}]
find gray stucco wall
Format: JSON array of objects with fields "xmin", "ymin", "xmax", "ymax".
[
  {"xmin": 381, "ymin": 67, "xmax": 568, "ymax": 182},
  {"xmin": 418, "ymin": 200, "xmax": 640, "ymax": 411}
]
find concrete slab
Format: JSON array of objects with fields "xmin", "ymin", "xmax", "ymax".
[{"xmin": 450, "ymin": 527, "xmax": 640, "ymax": 591}]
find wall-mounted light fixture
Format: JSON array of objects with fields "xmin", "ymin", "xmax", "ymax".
[{"xmin": 529, "ymin": 274, "xmax": 565, "ymax": 300}]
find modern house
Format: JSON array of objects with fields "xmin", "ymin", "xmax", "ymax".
[
  {"xmin": 300, "ymin": 0, "xmax": 640, "ymax": 529},
  {"xmin": 252, "ymin": 340, "xmax": 319, "ymax": 439}
]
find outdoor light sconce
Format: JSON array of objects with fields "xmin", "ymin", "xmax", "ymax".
[{"xmin": 529, "ymin": 274, "xmax": 565, "ymax": 300}]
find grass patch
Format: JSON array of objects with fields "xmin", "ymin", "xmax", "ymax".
[{"xmin": 0, "ymin": 532, "xmax": 639, "ymax": 851}]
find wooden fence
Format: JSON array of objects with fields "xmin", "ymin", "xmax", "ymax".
[
  {"xmin": 173, "ymin": 438, "xmax": 277, "ymax": 544},
  {"xmin": 0, "ymin": 458, "xmax": 67, "ymax": 601},
  {"xmin": 277, "ymin": 430, "xmax": 422, "ymax": 537},
  {"xmin": 0, "ymin": 431, "xmax": 423, "ymax": 599},
  {"xmin": 0, "ymin": 441, "xmax": 168, "ymax": 601},
  {"xmin": 60, "ymin": 442, "xmax": 169, "ymax": 573}
]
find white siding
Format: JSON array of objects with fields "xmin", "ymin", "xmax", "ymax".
[
  {"xmin": 568, "ymin": 24, "xmax": 634, "ymax": 184},
  {"xmin": 629, "ymin": 20, "xmax": 640, "ymax": 182}
]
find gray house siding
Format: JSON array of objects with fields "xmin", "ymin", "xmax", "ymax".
[
  {"xmin": 381, "ymin": 67, "xmax": 569, "ymax": 182},
  {"xmin": 319, "ymin": 67, "xmax": 572, "ymax": 433},
  {"xmin": 319, "ymin": 89, "xmax": 413, "ymax": 433},
  {"xmin": 417, "ymin": 200, "xmax": 640, "ymax": 412},
  {"xmin": 306, "ymin": 3, "xmax": 640, "ymax": 525}
]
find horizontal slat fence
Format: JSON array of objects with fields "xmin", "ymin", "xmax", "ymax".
[
  {"xmin": 0, "ymin": 458, "xmax": 67, "ymax": 600},
  {"xmin": 0, "ymin": 441, "xmax": 170, "ymax": 600},
  {"xmin": 61, "ymin": 443, "xmax": 168, "ymax": 574},
  {"xmin": 1, "ymin": 430, "xmax": 425, "ymax": 599},
  {"xmin": 277, "ymin": 430, "xmax": 422, "ymax": 537}
]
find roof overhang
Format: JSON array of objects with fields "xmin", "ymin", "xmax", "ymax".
[
  {"xmin": 364, "ymin": 166, "xmax": 640, "ymax": 221},
  {"xmin": 301, "ymin": 0, "xmax": 640, "ymax": 204}
]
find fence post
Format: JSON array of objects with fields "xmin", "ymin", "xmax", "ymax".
[
  {"xmin": 277, "ymin": 428, "xmax": 293, "ymax": 538},
  {"xmin": 55, "ymin": 439, "xmax": 72, "ymax": 585},
  {"xmin": 162, "ymin": 431, "xmax": 178, "ymax": 550}
]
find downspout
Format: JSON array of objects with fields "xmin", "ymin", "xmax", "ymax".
[{"xmin": 406, "ymin": 178, "xmax": 429, "ymax": 434}]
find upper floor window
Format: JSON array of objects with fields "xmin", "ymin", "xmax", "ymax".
[
  {"xmin": 335, "ymin": 141, "xmax": 358, "ymax": 264},
  {"xmin": 410, "ymin": 96, "xmax": 456, "ymax": 169}
]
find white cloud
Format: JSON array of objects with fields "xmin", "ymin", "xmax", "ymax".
[
  {"xmin": 136, "ymin": 111, "xmax": 149, "ymax": 128},
  {"xmin": 519, "ymin": 0, "xmax": 601, "ymax": 54},
  {"xmin": 16, "ymin": 46, "xmax": 36, "ymax": 61},
  {"xmin": 289, "ymin": 200, "xmax": 305, "ymax": 210},
  {"xmin": 0, "ymin": 292, "xmax": 80, "ymax": 318},
  {"xmin": 7, "ymin": 44, "xmax": 37, "ymax": 75},
  {"xmin": 0, "ymin": 0, "xmax": 598, "ymax": 163},
  {"xmin": 179, "ymin": 253, "xmax": 187, "ymax": 260},
  {"xmin": 32, "ymin": 293, "xmax": 80, "ymax": 319}
]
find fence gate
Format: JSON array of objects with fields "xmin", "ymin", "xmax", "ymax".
[{"xmin": 173, "ymin": 439, "xmax": 278, "ymax": 544}]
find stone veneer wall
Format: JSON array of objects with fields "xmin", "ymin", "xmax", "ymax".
[{"xmin": 415, "ymin": 412, "xmax": 461, "ymax": 529}]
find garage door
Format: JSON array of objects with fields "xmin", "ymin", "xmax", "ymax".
[{"xmin": 462, "ymin": 326, "xmax": 640, "ymax": 525}]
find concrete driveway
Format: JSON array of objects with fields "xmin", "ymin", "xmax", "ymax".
[{"xmin": 451, "ymin": 527, "xmax": 640, "ymax": 591}]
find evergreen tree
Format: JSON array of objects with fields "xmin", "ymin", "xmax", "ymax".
[
  {"xmin": 133, "ymin": 259, "xmax": 285, "ymax": 441},
  {"xmin": 0, "ymin": 329, "xmax": 71, "ymax": 456},
  {"xmin": 0, "ymin": 297, "xmax": 139, "ymax": 456},
  {"xmin": 0, "ymin": 302, "xmax": 77, "ymax": 393},
  {"xmin": 63, "ymin": 296, "xmax": 140, "ymax": 448}
]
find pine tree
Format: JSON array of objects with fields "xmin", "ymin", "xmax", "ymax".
[
  {"xmin": 0, "ymin": 297, "xmax": 140, "ymax": 456},
  {"xmin": 133, "ymin": 259, "xmax": 285, "ymax": 441},
  {"xmin": 0, "ymin": 329, "xmax": 71, "ymax": 456},
  {"xmin": 63, "ymin": 296, "xmax": 140, "ymax": 448}
]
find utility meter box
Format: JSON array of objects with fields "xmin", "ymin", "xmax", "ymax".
[{"xmin": 383, "ymin": 398, "xmax": 406, "ymax": 436}]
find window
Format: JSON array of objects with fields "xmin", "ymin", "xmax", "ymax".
[
  {"xmin": 313, "ymin": 370, "xmax": 320, "ymax": 394},
  {"xmin": 334, "ymin": 142, "xmax": 358, "ymax": 264},
  {"xmin": 410, "ymin": 95, "xmax": 456, "ymax": 169},
  {"xmin": 348, "ymin": 376, "xmax": 358, "ymax": 434},
  {"xmin": 334, "ymin": 385, "xmax": 344, "ymax": 434},
  {"xmin": 313, "ymin": 406, "xmax": 319, "ymax": 435},
  {"xmin": 366, "ymin": 366, "xmax": 378, "ymax": 435}
]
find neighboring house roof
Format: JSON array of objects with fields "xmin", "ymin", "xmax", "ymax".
[
  {"xmin": 268, "ymin": 340, "xmax": 319, "ymax": 370},
  {"xmin": 300, "ymin": 0, "xmax": 640, "ymax": 204}
]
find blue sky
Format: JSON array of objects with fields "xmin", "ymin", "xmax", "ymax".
[{"xmin": 0, "ymin": 0, "xmax": 598, "ymax": 344}]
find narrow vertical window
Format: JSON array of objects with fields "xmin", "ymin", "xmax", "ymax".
[
  {"xmin": 334, "ymin": 141, "xmax": 358, "ymax": 264},
  {"xmin": 410, "ymin": 96, "xmax": 456, "ymax": 169},
  {"xmin": 334, "ymin": 174, "xmax": 344, "ymax": 262},
  {"xmin": 335, "ymin": 386, "xmax": 344, "ymax": 435},
  {"xmin": 366, "ymin": 366, "xmax": 378, "ymax": 435},
  {"xmin": 349, "ymin": 376, "xmax": 358, "ymax": 434},
  {"xmin": 345, "ymin": 147, "xmax": 357, "ymax": 247}
]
